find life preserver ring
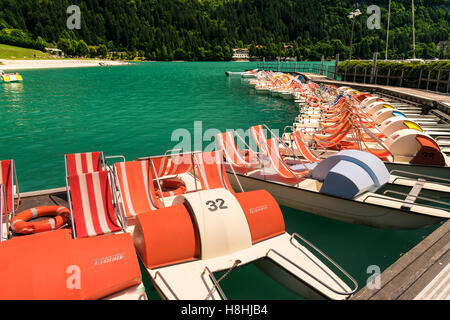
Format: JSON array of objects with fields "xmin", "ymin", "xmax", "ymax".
[
  {"xmin": 11, "ymin": 206, "xmax": 70, "ymax": 235},
  {"xmin": 154, "ymin": 178, "xmax": 187, "ymax": 198}
]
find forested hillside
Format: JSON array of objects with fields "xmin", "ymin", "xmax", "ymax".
[{"xmin": 0, "ymin": 0, "xmax": 449, "ymax": 60}]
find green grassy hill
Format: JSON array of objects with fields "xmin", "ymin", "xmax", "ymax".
[{"xmin": 0, "ymin": 44, "xmax": 52, "ymax": 60}]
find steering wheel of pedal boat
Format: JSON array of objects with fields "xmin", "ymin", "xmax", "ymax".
[
  {"xmin": 11, "ymin": 206, "xmax": 70, "ymax": 235},
  {"xmin": 154, "ymin": 178, "xmax": 187, "ymax": 198}
]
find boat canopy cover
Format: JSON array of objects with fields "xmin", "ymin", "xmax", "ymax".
[
  {"xmin": 310, "ymin": 150, "xmax": 390, "ymax": 199},
  {"xmin": 392, "ymin": 111, "xmax": 407, "ymax": 119}
]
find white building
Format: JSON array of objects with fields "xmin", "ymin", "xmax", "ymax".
[
  {"xmin": 232, "ymin": 48, "xmax": 250, "ymax": 60},
  {"xmin": 45, "ymin": 47, "xmax": 64, "ymax": 57}
]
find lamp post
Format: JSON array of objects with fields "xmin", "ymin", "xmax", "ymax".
[
  {"xmin": 348, "ymin": 9, "xmax": 362, "ymax": 61},
  {"xmin": 386, "ymin": 0, "xmax": 391, "ymax": 60},
  {"xmin": 412, "ymin": 0, "xmax": 416, "ymax": 59}
]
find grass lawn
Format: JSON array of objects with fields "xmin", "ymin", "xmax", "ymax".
[{"xmin": 0, "ymin": 44, "xmax": 53, "ymax": 60}]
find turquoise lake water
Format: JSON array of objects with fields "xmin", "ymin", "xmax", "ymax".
[{"xmin": 0, "ymin": 62, "xmax": 440, "ymax": 299}]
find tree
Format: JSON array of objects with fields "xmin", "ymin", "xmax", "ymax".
[
  {"xmin": 57, "ymin": 38, "xmax": 71, "ymax": 56},
  {"xmin": 0, "ymin": 0, "xmax": 448, "ymax": 61},
  {"xmin": 173, "ymin": 48, "xmax": 187, "ymax": 61},
  {"xmin": 88, "ymin": 46, "xmax": 97, "ymax": 58},
  {"xmin": 35, "ymin": 36, "xmax": 46, "ymax": 50},
  {"xmin": 77, "ymin": 40, "xmax": 89, "ymax": 57},
  {"xmin": 97, "ymin": 44, "xmax": 108, "ymax": 58}
]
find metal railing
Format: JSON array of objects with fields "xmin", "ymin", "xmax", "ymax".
[
  {"xmin": 257, "ymin": 61, "xmax": 338, "ymax": 79},
  {"xmin": 389, "ymin": 170, "xmax": 450, "ymax": 186},
  {"xmin": 202, "ymin": 266, "xmax": 228, "ymax": 300},
  {"xmin": 265, "ymin": 232, "xmax": 358, "ymax": 296},
  {"xmin": 383, "ymin": 190, "xmax": 449, "ymax": 208},
  {"xmin": 153, "ymin": 271, "xmax": 179, "ymax": 300},
  {"xmin": 339, "ymin": 66, "xmax": 450, "ymax": 94}
]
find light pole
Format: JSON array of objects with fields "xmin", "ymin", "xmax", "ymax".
[
  {"xmin": 386, "ymin": 0, "xmax": 391, "ymax": 60},
  {"xmin": 412, "ymin": 0, "xmax": 416, "ymax": 59},
  {"xmin": 348, "ymin": 9, "xmax": 362, "ymax": 61}
]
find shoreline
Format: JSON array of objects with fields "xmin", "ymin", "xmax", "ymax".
[{"xmin": 0, "ymin": 59, "xmax": 129, "ymax": 71}]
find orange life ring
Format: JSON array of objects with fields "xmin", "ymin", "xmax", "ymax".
[
  {"xmin": 154, "ymin": 178, "xmax": 187, "ymax": 198},
  {"xmin": 11, "ymin": 206, "xmax": 70, "ymax": 235}
]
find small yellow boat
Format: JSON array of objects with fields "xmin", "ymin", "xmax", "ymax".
[{"xmin": 1, "ymin": 71, "xmax": 23, "ymax": 83}]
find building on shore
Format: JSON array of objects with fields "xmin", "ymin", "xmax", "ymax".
[
  {"xmin": 232, "ymin": 48, "xmax": 250, "ymax": 61},
  {"xmin": 45, "ymin": 47, "xmax": 64, "ymax": 57}
]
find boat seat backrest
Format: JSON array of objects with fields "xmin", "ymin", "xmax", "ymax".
[
  {"xmin": 194, "ymin": 151, "xmax": 234, "ymax": 192},
  {"xmin": 67, "ymin": 170, "xmax": 122, "ymax": 238},
  {"xmin": 114, "ymin": 160, "xmax": 161, "ymax": 218},
  {"xmin": 65, "ymin": 152, "xmax": 103, "ymax": 176},
  {"xmin": 0, "ymin": 160, "xmax": 14, "ymax": 215},
  {"xmin": 216, "ymin": 131, "xmax": 259, "ymax": 168},
  {"xmin": 165, "ymin": 154, "xmax": 194, "ymax": 176}
]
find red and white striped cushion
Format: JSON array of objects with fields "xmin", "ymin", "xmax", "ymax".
[
  {"xmin": 115, "ymin": 161, "xmax": 160, "ymax": 217},
  {"xmin": 165, "ymin": 154, "xmax": 194, "ymax": 176},
  {"xmin": 194, "ymin": 151, "xmax": 233, "ymax": 192},
  {"xmin": 0, "ymin": 160, "xmax": 13, "ymax": 215},
  {"xmin": 68, "ymin": 171, "xmax": 121, "ymax": 238},
  {"xmin": 66, "ymin": 152, "xmax": 102, "ymax": 176}
]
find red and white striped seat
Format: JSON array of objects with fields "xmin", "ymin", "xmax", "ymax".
[
  {"xmin": 250, "ymin": 125, "xmax": 309, "ymax": 181},
  {"xmin": 0, "ymin": 184, "xmax": 4, "ymax": 242},
  {"xmin": 67, "ymin": 170, "xmax": 122, "ymax": 238},
  {"xmin": 150, "ymin": 156, "xmax": 170, "ymax": 178},
  {"xmin": 114, "ymin": 160, "xmax": 162, "ymax": 218},
  {"xmin": 0, "ymin": 160, "xmax": 15, "ymax": 217},
  {"xmin": 215, "ymin": 131, "xmax": 260, "ymax": 170},
  {"xmin": 292, "ymin": 130, "xmax": 321, "ymax": 163},
  {"xmin": 165, "ymin": 154, "xmax": 194, "ymax": 176},
  {"xmin": 65, "ymin": 152, "xmax": 104, "ymax": 177},
  {"xmin": 194, "ymin": 151, "xmax": 234, "ymax": 192}
]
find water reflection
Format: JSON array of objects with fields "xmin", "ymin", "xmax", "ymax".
[
  {"xmin": 1, "ymin": 82, "xmax": 25, "ymax": 111},
  {"xmin": 2, "ymin": 82, "xmax": 24, "ymax": 95}
]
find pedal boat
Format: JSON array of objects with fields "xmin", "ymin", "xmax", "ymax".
[
  {"xmin": 0, "ymin": 157, "xmax": 146, "ymax": 300},
  {"xmin": 126, "ymin": 151, "xmax": 357, "ymax": 300},
  {"xmin": 217, "ymin": 129, "xmax": 450, "ymax": 230},
  {"xmin": 1, "ymin": 72, "xmax": 23, "ymax": 83},
  {"xmin": 134, "ymin": 188, "xmax": 357, "ymax": 300}
]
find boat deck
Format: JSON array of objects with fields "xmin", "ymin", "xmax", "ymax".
[
  {"xmin": 18, "ymin": 187, "xmax": 68, "ymax": 211},
  {"xmin": 351, "ymin": 219, "xmax": 449, "ymax": 300}
]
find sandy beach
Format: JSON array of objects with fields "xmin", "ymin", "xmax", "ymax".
[{"xmin": 0, "ymin": 59, "xmax": 129, "ymax": 71}]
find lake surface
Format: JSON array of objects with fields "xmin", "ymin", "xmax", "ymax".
[{"xmin": 0, "ymin": 61, "xmax": 440, "ymax": 299}]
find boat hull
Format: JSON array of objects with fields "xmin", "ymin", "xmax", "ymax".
[{"xmin": 227, "ymin": 173, "xmax": 445, "ymax": 230}]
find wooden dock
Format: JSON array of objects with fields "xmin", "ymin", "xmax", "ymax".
[
  {"xmin": 351, "ymin": 220, "xmax": 449, "ymax": 300},
  {"xmin": 297, "ymin": 74, "xmax": 450, "ymax": 300}
]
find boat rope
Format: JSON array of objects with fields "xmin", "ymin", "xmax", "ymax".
[{"xmin": 204, "ymin": 259, "xmax": 241, "ymax": 300}]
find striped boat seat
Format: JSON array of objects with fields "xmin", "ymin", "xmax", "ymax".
[
  {"xmin": 114, "ymin": 160, "xmax": 162, "ymax": 218},
  {"xmin": 292, "ymin": 130, "xmax": 321, "ymax": 162},
  {"xmin": 65, "ymin": 152, "xmax": 104, "ymax": 177},
  {"xmin": 250, "ymin": 125, "xmax": 309, "ymax": 181},
  {"xmin": 194, "ymin": 151, "xmax": 234, "ymax": 192},
  {"xmin": 215, "ymin": 131, "xmax": 259, "ymax": 169},
  {"xmin": 67, "ymin": 170, "xmax": 122, "ymax": 238},
  {"xmin": 0, "ymin": 160, "xmax": 15, "ymax": 216},
  {"xmin": 165, "ymin": 154, "xmax": 194, "ymax": 176},
  {"xmin": 0, "ymin": 184, "xmax": 4, "ymax": 242}
]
